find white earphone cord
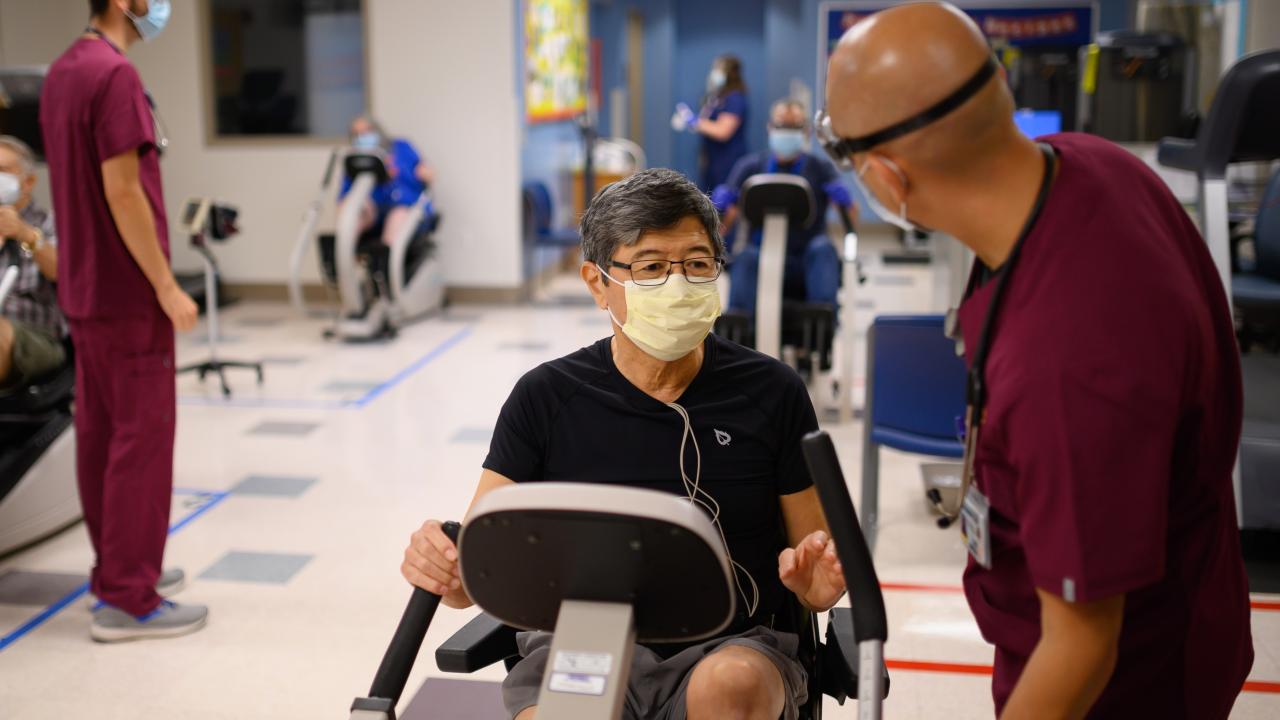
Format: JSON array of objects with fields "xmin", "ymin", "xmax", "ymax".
[{"xmin": 666, "ymin": 402, "xmax": 760, "ymax": 618}]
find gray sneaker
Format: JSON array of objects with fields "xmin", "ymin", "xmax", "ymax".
[
  {"xmin": 90, "ymin": 600, "xmax": 208, "ymax": 643},
  {"xmin": 86, "ymin": 568, "xmax": 186, "ymax": 609}
]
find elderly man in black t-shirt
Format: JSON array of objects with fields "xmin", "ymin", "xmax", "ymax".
[{"xmin": 402, "ymin": 168, "xmax": 846, "ymax": 720}]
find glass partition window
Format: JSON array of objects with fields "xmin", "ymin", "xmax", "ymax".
[{"xmin": 205, "ymin": 0, "xmax": 367, "ymax": 139}]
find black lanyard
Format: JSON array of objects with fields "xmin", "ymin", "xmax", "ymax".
[
  {"xmin": 84, "ymin": 26, "xmax": 122, "ymax": 54},
  {"xmin": 964, "ymin": 143, "xmax": 1056, "ymax": 414}
]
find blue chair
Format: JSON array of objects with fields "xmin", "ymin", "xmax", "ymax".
[
  {"xmin": 860, "ymin": 315, "xmax": 967, "ymax": 549},
  {"xmin": 1234, "ymin": 169, "xmax": 1280, "ymax": 345},
  {"xmin": 523, "ymin": 180, "xmax": 580, "ymax": 248}
]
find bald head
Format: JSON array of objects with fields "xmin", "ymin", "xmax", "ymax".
[{"xmin": 825, "ymin": 2, "xmax": 1016, "ymax": 169}]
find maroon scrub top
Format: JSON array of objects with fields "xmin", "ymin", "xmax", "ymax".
[
  {"xmin": 957, "ymin": 133, "xmax": 1253, "ymax": 717},
  {"xmin": 40, "ymin": 36, "xmax": 168, "ymax": 321}
]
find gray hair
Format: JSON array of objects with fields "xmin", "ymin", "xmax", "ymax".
[
  {"xmin": 0, "ymin": 135, "xmax": 35, "ymax": 176},
  {"xmin": 350, "ymin": 113, "xmax": 387, "ymax": 138},
  {"xmin": 579, "ymin": 168, "xmax": 724, "ymax": 274},
  {"xmin": 770, "ymin": 98, "xmax": 808, "ymax": 126}
]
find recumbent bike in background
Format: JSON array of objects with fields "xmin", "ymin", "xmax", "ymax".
[
  {"xmin": 0, "ymin": 265, "xmax": 80, "ymax": 556},
  {"xmin": 717, "ymin": 175, "xmax": 863, "ymax": 420},
  {"xmin": 288, "ymin": 147, "xmax": 446, "ymax": 342}
]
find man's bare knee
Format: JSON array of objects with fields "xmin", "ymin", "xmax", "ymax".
[{"xmin": 686, "ymin": 646, "xmax": 785, "ymax": 720}]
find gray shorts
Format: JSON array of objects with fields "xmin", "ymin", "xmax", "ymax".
[
  {"xmin": 2, "ymin": 319, "xmax": 65, "ymax": 390},
  {"xmin": 502, "ymin": 625, "xmax": 809, "ymax": 720}
]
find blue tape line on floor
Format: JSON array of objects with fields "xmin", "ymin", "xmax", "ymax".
[
  {"xmin": 178, "ymin": 396, "xmax": 348, "ymax": 410},
  {"xmin": 353, "ymin": 326, "xmax": 473, "ymax": 408},
  {"xmin": 0, "ymin": 489, "xmax": 229, "ymax": 653},
  {"xmin": 177, "ymin": 325, "xmax": 473, "ymax": 411}
]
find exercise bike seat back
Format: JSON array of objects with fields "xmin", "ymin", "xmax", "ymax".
[
  {"xmin": 740, "ymin": 174, "xmax": 816, "ymax": 360},
  {"xmin": 459, "ymin": 482, "xmax": 735, "ymax": 643}
]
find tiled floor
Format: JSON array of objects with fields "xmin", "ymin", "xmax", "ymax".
[{"xmin": 0, "ymin": 236, "xmax": 1276, "ymax": 719}]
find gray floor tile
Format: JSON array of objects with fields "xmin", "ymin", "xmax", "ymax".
[
  {"xmin": 318, "ymin": 380, "xmax": 382, "ymax": 393},
  {"xmin": 873, "ymin": 275, "xmax": 917, "ymax": 287},
  {"xmin": 497, "ymin": 341, "xmax": 550, "ymax": 352},
  {"xmin": 187, "ymin": 334, "xmax": 242, "ymax": 345},
  {"xmin": 236, "ymin": 317, "xmax": 284, "ymax": 328},
  {"xmin": 247, "ymin": 421, "xmax": 321, "ymax": 437},
  {"xmin": 450, "ymin": 427, "xmax": 492, "ymax": 444},
  {"xmin": 401, "ymin": 677, "xmax": 505, "ymax": 720},
  {"xmin": 439, "ymin": 312, "xmax": 482, "ymax": 324},
  {"xmin": 229, "ymin": 475, "xmax": 317, "ymax": 498},
  {"xmin": 198, "ymin": 551, "xmax": 313, "ymax": 585},
  {"xmin": 0, "ymin": 570, "xmax": 87, "ymax": 606}
]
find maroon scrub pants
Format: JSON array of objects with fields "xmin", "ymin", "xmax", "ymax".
[{"xmin": 68, "ymin": 312, "xmax": 175, "ymax": 617}]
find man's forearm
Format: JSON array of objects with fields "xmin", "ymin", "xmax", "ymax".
[
  {"xmin": 1001, "ymin": 590, "xmax": 1124, "ymax": 720},
  {"xmin": 31, "ymin": 235, "xmax": 57, "ymax": 281},
  {"xmin": 1000, "ymin": 632, "xmax": 1117, "ymax": 719},
  {"xmin": 104, "ymin": 184, "xmax": 176, "ymax": 294}
]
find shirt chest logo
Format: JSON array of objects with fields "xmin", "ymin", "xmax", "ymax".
[{"xmin": 714, "ymin": 429, "xmax": 732, "ymax": 446}]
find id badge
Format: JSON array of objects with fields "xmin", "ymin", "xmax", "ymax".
[{"xmin": 960, "ymin": 485, "xmax": 992, "ymax": 569}]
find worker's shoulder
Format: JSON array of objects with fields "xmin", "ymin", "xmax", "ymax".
[{"xmin": 48, "ymin": 39, "xmax": 135, "ymax": 83}]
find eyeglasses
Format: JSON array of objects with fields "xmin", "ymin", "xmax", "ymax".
[
  {"xmin": 608, "ymin": 256, "xmax": 724, "ymax": 286},
  {"xmin": 815, "ymin": 55, "xmax": 999, "ymax": 170}
]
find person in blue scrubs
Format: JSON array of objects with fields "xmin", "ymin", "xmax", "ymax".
[
  {"xmin": 673, "ymin": 55, "xmax": 750, "ymax": 191},
  {"xmin": 338, "ymin": 115, "xmax": 435, "ymax": 246},
  {"xmin": 713, "ymin": 100, "xmax": 855, "ymax": 314}
]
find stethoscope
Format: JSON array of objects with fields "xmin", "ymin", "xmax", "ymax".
[
  {"xmin": 83, "ymin": 26, "xmax": 170, "ymax": 154},
  {"xmin": 931, "ymin": 143, "xmax": 1057, "ymax": 528}
]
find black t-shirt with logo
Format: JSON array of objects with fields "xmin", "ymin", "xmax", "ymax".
[{"xmin": 483, "ymin": 333, "xmax": 818, "ymax": 651}]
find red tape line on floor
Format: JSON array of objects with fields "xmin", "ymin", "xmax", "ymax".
[
  {"xmin": 880, "ymin": 582, "xmax": 964, "ymax": 594},
  {"xmin": 1243, "ymin": 680, "xmax": 1280, "ymax": 693},
  {"xmin": 885, "ymin": 659, "xmax": 1280, "ymax": 694},
  {"xmin": 885, "ymin": 658, "xmax": 992, "ymax": 676}
]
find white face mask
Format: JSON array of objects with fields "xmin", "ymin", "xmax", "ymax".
[
  {"xmin": 850, "ymin": 154, "xmax": 918, "ymax": 233},
  {"xmin": 598, "ymin": 266, "xmax": 722, "ymax": 362},
  {"xmin": 0, "ymin": 172, "xmax": 21, "ymax": 206},
  {"xmin": 708, "ymin": 68, "xmax": 726, "ymax": 92}
]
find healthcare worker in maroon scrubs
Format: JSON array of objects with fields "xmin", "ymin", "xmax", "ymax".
[
  {"xmin": 41, "ymin": 0, "xmax": 207, "ymax": 642},
  {"xmin": 822, "ymin": 3, "xmax": 1252, "ymax": 718}
]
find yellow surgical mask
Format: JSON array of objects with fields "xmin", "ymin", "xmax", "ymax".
[{"xmin": 601, "ymin": 269, "xmax": 722, "ymax": 361}]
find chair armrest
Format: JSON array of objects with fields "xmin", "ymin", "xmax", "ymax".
[
  {"xmin": 434, "ymin": 613, "xmax": 519, "ymax": 674},
  {"xmin": 821, "ymin": 607, "xmax": 890, "ymax": 702},
  {"xmin": 1156, "ymin": 137, "xmax": 1200, "ymax": 172}
]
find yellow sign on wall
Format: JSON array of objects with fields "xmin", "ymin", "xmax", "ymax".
[{"xmin": 526, "ymin": 0, "xmax": 588, "ymax": 123}]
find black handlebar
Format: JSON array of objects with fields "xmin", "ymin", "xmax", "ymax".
[
  {"xmin": 321, "ymin": 149, "xmax": 340, "ymax": 189},
  {"xmin": 364, "ymin": 521, "xmax": 462, "ymax": 706},
  {"xmin": 800, "ymin": 431, "xmax": 888, "ymax": 644},
  {"xmin": 836, "ymin": 204, "xmax": 856, "ymax": 236}
]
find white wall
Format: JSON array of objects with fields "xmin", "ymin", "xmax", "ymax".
[
  {"xmin": 363, "ymin": 0, "xmax": 521, "ymax": 289},
  {"xmin": 137, "ymin": 0, "xmax": 522, "ymax": 288},
  {"xmin": 1246, "ymin": 0, "xmax": 1280, "ymax": 54},
  {"xmin": 1, "ymin": 0, "xmax": 523, "ymax": 290},
  {"xmin": 0, "ymin": 0, "xmax": 84, "ymax": 69}
]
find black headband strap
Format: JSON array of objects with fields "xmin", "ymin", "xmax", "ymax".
[{"xmin": 830, "ymin": 55, "xmax": 998, "ymax": 156}]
